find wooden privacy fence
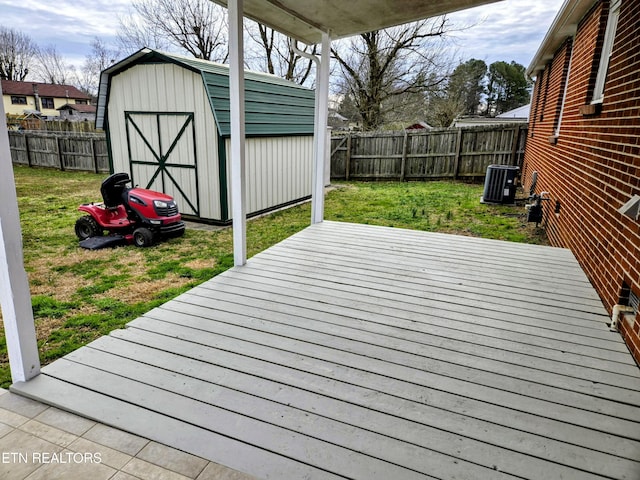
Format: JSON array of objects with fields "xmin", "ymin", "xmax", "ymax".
[
  {"xmin": 330, "ymin": 124, "xmax": 527, "ymax": 181},
  {"xmin": 10, "ymin": 125, "xmax": 526, "ymax": 181},
  {"xmin": 9, "ymin": 131, "xmax": 109, "ymax": 173}
]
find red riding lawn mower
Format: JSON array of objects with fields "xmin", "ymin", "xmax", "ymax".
[{"xmin": 75, "ymin": 172, "xmax": 185, "ymax": 249}]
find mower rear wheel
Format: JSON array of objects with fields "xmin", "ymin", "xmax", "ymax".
[
  {"xmin": 133, "ymin": 227, "xmax": 155, "ymax": 247},
  {"xmin": 75, "ymin": 216, "xmax": 102, "ymax": 240}
]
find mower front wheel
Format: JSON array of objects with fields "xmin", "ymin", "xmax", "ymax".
[
  {"xmin": 133, "ymin": 227, "xmax": 156, "ymax": 247},
  {"xmin": 75, "ymin": 216, "xmax": 102, "ymax": 240}
]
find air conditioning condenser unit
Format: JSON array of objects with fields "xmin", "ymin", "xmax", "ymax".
[{"xmin": 480, "ymin": 165, "xmax": 519, "ymax": 205}]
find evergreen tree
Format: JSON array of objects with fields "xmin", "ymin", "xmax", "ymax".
[
  {"xmin": 486, "ymin": 61, "xmax": 531, "ymax": 115},
  {"xmin": 448, "ymin": 58, "xmax": 487, "ymax": 116}
]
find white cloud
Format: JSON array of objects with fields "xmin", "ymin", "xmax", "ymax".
[
  {"xmin": 0, "ymin": 0, "xmax": 131, "ymax": 68},
  {"xmin": 0, "ymin": 0, "xmax": 129, "ymax": 46},
  {"xmin": 446, "ymin": 0, "xmax": 565, "ymax": 67}
]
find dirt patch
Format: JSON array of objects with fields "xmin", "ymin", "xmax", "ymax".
[
  {"xmin": 184, "ymin": 258, "xmax": 216, "ymax": 270},
  {"xmin": 98, "ymin": 273, "xmax": 193, "ymax": 305},
  {"xmin": 29, "ymin": 271, "xmax": 83, "ymax": 301}
]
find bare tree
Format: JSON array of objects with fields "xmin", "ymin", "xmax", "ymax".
[
  {"xmin": 245, "ymin": 23, "xmax": 316, "ymax": 86},
  {"xmin": 0, "ymin": 26, "xmax": 37, "ymax": 81},
  {"xmin": 331, "ymin": 18, "xmax": 453, "ymax": 130},
  {"xmin": 117, "ymin": 15, "xmax": 171, "ymax": 53},
  {"xmin": 33, "ymin": 45, "xmax": 73, "ymax": 84},
  {"xmin": 116, "ymin": 0, "xmax": 321, "ymax": 88},
  {"xmin": 74, "ymin": 38, "xmax": 120, "ymax": 96},
  {"xmin": 425, "ymin": 87, "xmax": 464, "ymax": 127},
  {"xmin": 117, "ymin": 0, "xmax": 228, "ymax": 62}
]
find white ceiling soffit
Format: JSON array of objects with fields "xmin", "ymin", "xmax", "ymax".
[
  {"xmin": 211, "ymin": 0, "xmax": 503, "ymax": 44},
  {"xmin": 527, "ymin": 0, "xmax": 598, "ymax": 77}
]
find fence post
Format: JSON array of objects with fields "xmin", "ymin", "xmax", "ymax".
[
  {"xmin": 56, "ymin": 137, "xmax": 65, "ymax": 171},
  {"xmin": 91, "ymin": 138, "xmax": 99, "ymax": 173},
  {"xmin": 453, "ymin": 128, "xmax": 463, "ymax": 179},
  {"xmin": 400, "ymin": 130, "xmax": 408, "ymax": 182},
  {"xmin": 345, "ymin": 133, "xmax": 352, "ymax": 181},
  {"xmin": 510, "ymin": 125, "xmax": 521, "ymax": 167},
  {"xmin": 24, "ymin": 133, "xmax": 32, "ymax": 167}
]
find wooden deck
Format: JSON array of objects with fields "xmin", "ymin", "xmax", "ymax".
[{"xmin": 12, "ymin": 221, "xmax": 640, "ymax": 479}]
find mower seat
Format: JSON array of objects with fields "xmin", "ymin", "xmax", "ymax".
[{"xmin": 101, "ymin": 173, "xmax": 131, "ymax": 208}]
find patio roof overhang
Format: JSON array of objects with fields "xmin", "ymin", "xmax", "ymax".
[{"xmin": 211, "ymin": 0, "xmax": 502, "ymax": 44}]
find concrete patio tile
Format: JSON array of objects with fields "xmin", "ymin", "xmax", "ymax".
[
  {"xmin": 23, "ymin": 449, "xmax": 115, "ymax": 480},
  {"xmin": 0, "ymin": 408, "xmax": 29, "ymax": 428},
  {"xmin": 196, "ymin": 462, "xmax": 257, "ymax": 480},
  {"xmin": 0, "ymin": 392, "xmax": 48, "ymax": 419},
  {"xmin": 110, "ymin": 472, "xmax": 141, "ymax": 480},
  {"xmin": 0, "ymin": 421, "xmax": 15, "ymax": 438},
  {"xmin": 0, "ymin": 429, "xmax": 62, "ymax": 480},
  {"xmin": 67, "ymin": 436, "xmax": 132, "ymax": 471},
  {"xmin": 0, "ymin": 390, "xmax": 244, "ymax": 480},
  {"xmin": 19, "ymin": 420, "xmax": 78, "ymax": 448},
  {"xmin": 122, "ymin": 458, "xmax": 192, "ymax": 480},
  {"xmin": 137, "ymin": 442, "xmax": 208, "ymax": 478},
  {"xmin": 33, "ymin": 407, "xmax": 96, "ymax": 436},
  {"xmin": 83, "ymin": 424, "xmax": 149, "ymax": 456}
]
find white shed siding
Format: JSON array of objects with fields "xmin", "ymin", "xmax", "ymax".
[
  {"xmin": 107, "ymin": 63, "xmax": 221, "ymax": 220},
  {"xmin": 226, "ymin": 136, "xmax": 313, "ymax": 216}
]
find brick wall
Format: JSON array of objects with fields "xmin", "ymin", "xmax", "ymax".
[{"xmin": 523, "ymin": 0, "xmax": 640, "ymax": 364}]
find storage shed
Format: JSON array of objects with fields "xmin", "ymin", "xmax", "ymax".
[{"xmin": 96, "ymin": 48, "xmax": 315, "ymax": 224}]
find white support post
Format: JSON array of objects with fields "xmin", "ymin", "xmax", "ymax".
[
  {"xmin": 0, "ymin": 84, "xmax": 40, "ymax": 383},
  {"xmin": 229, "ymin": 0, "xmax": 247, "ymax": 266},
  {"xmin": 311, "ymin": 31, "xmax": 331, "ymax": 224}
]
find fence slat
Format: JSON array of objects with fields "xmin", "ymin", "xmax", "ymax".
[
  {"xmin": 331, "ymin": 125, "xmax": 528, "ymax": 181},
  {"xmin": 453, "ymin": 129, "xmax": 463, "ymax": 179},
  {"xmin": 400, "ymin": 131, "xmax": 408, "ymax": 182},
  {"xmin": 345, "ymin": 134, "xmax": 352, "ymax": 181}
]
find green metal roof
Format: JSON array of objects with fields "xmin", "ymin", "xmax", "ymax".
[{"xmin": 135, "ymin": 50, "xmax": 315, "ymax": 137}]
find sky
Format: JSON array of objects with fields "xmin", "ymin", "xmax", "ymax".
[{"xmin": 0, "ymin": 0, "xmax": 565, "ymax": 73}]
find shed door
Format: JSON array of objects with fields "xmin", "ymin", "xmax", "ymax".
[{"xmin": 125, "ymin": 112, "xmax": 199, "ymax": 216}]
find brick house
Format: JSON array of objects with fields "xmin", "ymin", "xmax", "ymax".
[{"xmin": 524, "ymin": 0, "xmax": 640, "ymax": 363}]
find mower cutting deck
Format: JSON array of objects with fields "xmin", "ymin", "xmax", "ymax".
[
  {"xmin": 78, "ymin": 234, "xmax": 128, "ymax": 250},
  {"xmin": 75, "ymin": 173, "xmax": 185, "ymax": 249}
]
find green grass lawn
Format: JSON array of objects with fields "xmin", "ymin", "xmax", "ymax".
[{"xmin": 0, "ymin": 166, "xmax": 547, "ymax": 387}]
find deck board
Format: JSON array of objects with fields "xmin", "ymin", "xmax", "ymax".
[
  {"xmin": 12, "ymin": 221, "xmax": 640, "ymax": 479},
  {"xmin": 172, "ymin": 287, "xmax": 639, "ymax": 395},
  {"xmin": 281, "ymin": 227, "xmax": 604, "ymax": 301},
  {"xmin": 174, "ymin": 287, "xmax": 639, "ymax": 384},
  {"xmin": 103, "ymin": 327, "xmax": 640, "ymax": 462},
  {"xmin": 197, "ymin": 274, "xmax": 629, "ymax": 358},
  {"xmin": 211, "ymin": 267, "xmax": 615, "ymax": 343},
  {"xmin": 127, "ymin": 312, "xmax": 640, "ymax": 437}
]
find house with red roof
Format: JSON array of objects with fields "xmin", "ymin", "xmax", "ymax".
[{"xmin": 1, "ymin": 80, "xmax": 90, "ymax": 117}]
